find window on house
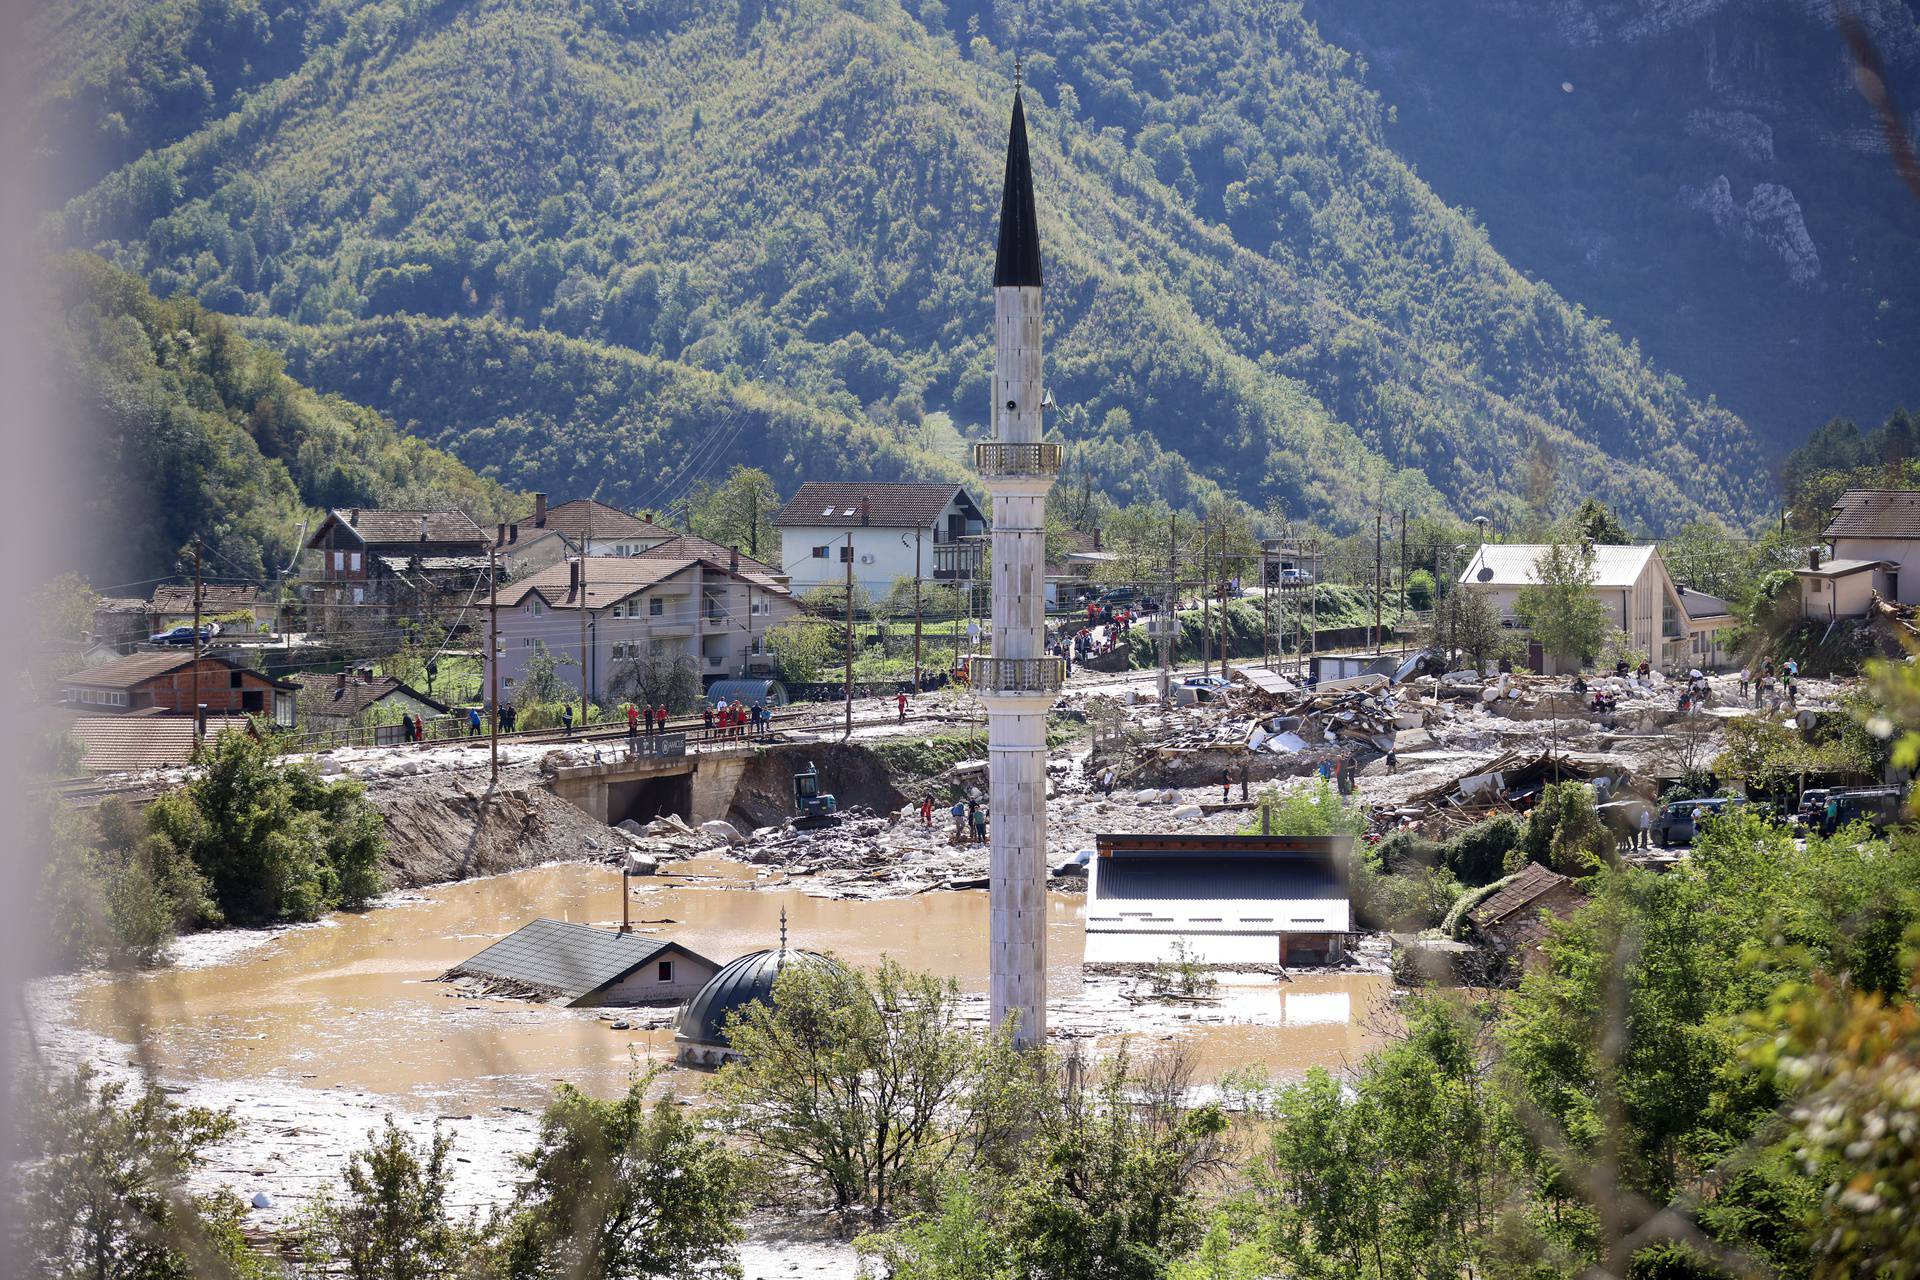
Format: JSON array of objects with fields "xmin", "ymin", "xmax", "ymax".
[
  {"xmin": 530, "ymin": 600, "xmax": 543, "ymax": 616},
  {"xmin": 840, "ymin": 546, "xmax": 853, "ymax": 563},
  {"xmin": 241, "ymin": 690, "xmax": 263, "ymax": 713},
  {"xmin": 812, "ymin": 546, "xmax": 829, "ymax": 558},
  {"xmin": 649, "ymin": 598, "xmax": 664, "ymax": 616},
  {"xmin": 657, "ymin": 961, "xmax": 673, "ymax": 982},
  {"xmin": 1811, "ymin": 579, "xmax": 1824, "ymax": 594},
  {"xmin": 648, "ymin": 639, "xmax": 666, "ymax": 657},
  {"xmin": 229, "ymin": 671, "xmax": 243, "ymax": 688},
  {"xmin": 1890, "ymin": 572, "xmax": 1900, "ymax": 600},
  {"xmin": 332, "ymin": 551, "xmax": 345, "ymax": 572},
  {"xmin": 523, "ymin": 637, "xmax": 535, "ymax": 648},
  {"xmin": 352, "ymin": 587, "xmax": 364, "ymax": 605},
  {"xmin": 348, "ymin": 552, "xmax": 361, "ymax": 572}
]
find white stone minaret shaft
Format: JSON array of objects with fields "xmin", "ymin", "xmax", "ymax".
[{"xmin": 980, "ymin": 88, "xmax": 1059, "ymax": 1050}]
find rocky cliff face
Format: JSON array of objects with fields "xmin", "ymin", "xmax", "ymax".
[{"xmin": 1304, "ymin": 0, "xmax": 1920, "ymax": 449}]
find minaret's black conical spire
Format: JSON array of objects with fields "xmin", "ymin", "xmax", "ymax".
[{"xmin": 993, "ymin": 88, "xmax": 1043, "ymax": 288}]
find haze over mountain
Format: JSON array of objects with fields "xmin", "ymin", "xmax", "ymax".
[
  {"xmin": 1303, "ymin": 0, "xmax": 1920, "ymax": 455},
  {"xmin": 35, "ymin": 0, "xmax": 1803, "ymax": 532}
]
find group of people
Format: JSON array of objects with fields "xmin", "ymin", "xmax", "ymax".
[
  {"xmin": 930, "ymin": 794, "xmax": 987, "ymax": 843},
  {"xmin": 1739, "ymin": 658, "xmax": 1799, "ymax": 712},
  {"xmin": 1316, "ymin": 754, "xmax": 1360, "ymax": 796},
  {"xmin": 698, "ymin": 698, "xmax": 771, "ymax": 739}
]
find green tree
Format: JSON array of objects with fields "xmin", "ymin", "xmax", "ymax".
[
  {"xmin": 143, "ymin": 730, "xmax": 385, "ymax": 925},
  {"xmin": 1513, "ymin": 540, "xmax": 1610, "ymax": 669},
  {"xmin": 301, "ymin": 1118, "xmax": 472, "ymax": 1280},
  {"xmin": 15, "ymin": 1066, "xmax": 266, "ymax": 1279},
  {"xmin": 492, "ymin": 1079, "xmax": 743, "ymax": 1280},
  {"xmin": 1250, "ymin": 779, "xmax": 1365, "ymax": 837},
  {"xmin": 687, "ymin": 465, "xmax": 780, "ymax": 559},
  {"xmin": 764, "ymin": 617, "xmax": 840, "ymax": 684},
  {"xmin": 1571, "ymin": 497, "xmax": 1632, "ymax": 545},
  {"xmin": 711, "ymin": 958, "xmax": 987, "ymax": 1226},
  {"xmin": 1518, "ymin": 780, "xmax": 1614, "ymax": 875},
  {"xmin": 1423, "ymin": 587, "xmax": 1512, "ymax": 671}
]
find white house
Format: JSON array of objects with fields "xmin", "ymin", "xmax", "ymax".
[
  {"xmin": 1458, "ymin": 543, "xmax": 1702, "ymax": 673},
  {"xmin": 1794, "ymin": 490, "xmax": 1920, "ymax": 620},
  {"xmin": 774, "ymin": 482, "xmax": 987, "ymax": 599},
  {"xmin": 486, "ymin": 550, "xmax": 801, "ymax": 704}
]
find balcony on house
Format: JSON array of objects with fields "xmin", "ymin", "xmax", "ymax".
[
  {"xmin": 932, "ymin": 539, "xmax": 986, "ymax": 582},
  {"xmin": 967, "ymin": 654, "xmax": 1066, "ymax": 697},
  {"xmin": 973, "ymin": 440, "xmax": 1064, "ymax": 479}
]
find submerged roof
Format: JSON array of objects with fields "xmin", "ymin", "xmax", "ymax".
[
  {"xmin": 1084, "ymin": 835, "xmax": 1354, "ymax": 960},
  {"xmin": 993, "ymin": 91, "xmax": 1042, "ymax": 288},
  {"xmin": 1459, "ymin": 543, "xmax": 1657, "ymax": 590},
  {"xmin": 444, "ymin": 918, "xmax": 707, "ymax": 1005},
  {"xmin": 1470, "ymin": 862, "xmax": 1585, "ymax": 930}
]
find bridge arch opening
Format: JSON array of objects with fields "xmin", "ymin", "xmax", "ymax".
[{"xmin": 608, "ymin": 774, "xmax": 692, "ymax": 827}]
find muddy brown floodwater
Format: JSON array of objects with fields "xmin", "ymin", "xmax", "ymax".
[{"xmin": 65, "ymin": 861, "xmax": 1390, "ymax": 1112}]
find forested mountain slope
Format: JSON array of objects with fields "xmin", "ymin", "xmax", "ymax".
[
  {"xmin": 1303, "ymin": 0, "xmax": 1920, "ymax": 452},
  {"xmin": 37, "ymin": 0, "xmax": 1770, "ymax": 529},
  {"xmin": 51, "ymin": 253, "xmax": 516, "ymax": 584}
]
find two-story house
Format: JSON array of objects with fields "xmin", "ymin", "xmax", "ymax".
[
  {"xmin": 774, "ymin": 482, "xmax": 986, "ymax": 600},
  {"xmin": 1458, "ymin": 543, "xmax": 1724, "ymax": 673},
  {"xmin": 501, "ymin": 493, "xmax": 676, "ymax": 578},
  {"xmin": 486, "ymin": 551, "xmax": 800, "ymax": 704},
  {"xmin": 60, "ymin": 651, "xmax": 298, "ymax": 725},
  {"xmin": 1795, "ymin": 490, "xmax": 1920, "ymax": 621},
  {"xmin": 302, "ymin": 508, "xmax": 493, "ymax": 634}
]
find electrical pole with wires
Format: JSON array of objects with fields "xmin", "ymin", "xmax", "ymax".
[
  {"xmin": 913, "ymin": 528, "xmax": 923, "ymax": 693},
  {"xmin": 190, "ymin": 538, "xmax": 204, "ymax": 741},
  {"xmin": 1373, "ymin": 510, "xmax": 1384, "ymax": 652},
  {"xmin": 1218, "ymin": 520, "xmax": 1230, "ymax": 677},
  {"xmin": 578, "ymin": 492, "xmax": 597, "ymax": 728},
  {"xmin": 489, "ymin": 532, "xmax": 501, "ymax": 784},
  {"xmin": 842, "ymin": 532, "xmax": 855, "ymax": 741},
  {"xmin": 1200, "ymin": 515, "xmax": 1212, "ymax": 679}
]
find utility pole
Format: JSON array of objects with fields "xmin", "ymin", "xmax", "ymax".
[
  {"xmin": 1200, "ymin": 516, "xmax": 1212, "ymax": 679},
  {"xmin": 1399, "ymin": 506, "xmax": 1409, "ymax": 633},
  {"xmin": 1217, "ymin": 521, "xmax": 1229, "ymax": 677},
  {"xmin": 578, "ymin": 495, "xmax": 595, "ymax": 728},
  {"xmin": 1373, "ymin": 510, "xmax": 1384, "ymax": 653},
  {"xmin": 1161, "ymin": 511, "xmax": 1176, "ymax": 705},
  {"xmin": 489, "ymin": 534, "xmax": 500, "ymax": 784},
  {"xmin": 748, "ymin": 489, "xmax": 758, "ymax": 558},
  {"xmin": 842, "ymin": 532, "xmax": 854, "ymax": 741},
  {"xmin": 1261, "ymin": 542, "xmax": 1271, "ymax": 672},
  {"xmin": 190, "ymin": 539, "xmax": 204, "ymax": 741},
  {"xmin": 913, "ymin": 529, "xmax": 923, "ymax": 692}
]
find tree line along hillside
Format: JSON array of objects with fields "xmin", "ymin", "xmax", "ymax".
[
  {"xmin": 50, "ymin": 252, "xmax": 518, "ymax": 584},
  {"xmin": 36, "ymin": 0, "xmax": 1768, "ymax": 532}
]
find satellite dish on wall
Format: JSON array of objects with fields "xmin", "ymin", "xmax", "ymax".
[{"xmin": 1477, "ymin": 566, "xmax": 1494, "ymax": 582}]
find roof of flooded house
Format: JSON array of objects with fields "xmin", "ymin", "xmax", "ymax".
[
  {"xmin": 443, "ymin": 918, "xmax": 710, "ymax": 1006},
  {"xmin": 674, "ymin": 947, "xmax": 844, "ymax": 1049},
  {"xmin": 65, "ymin": 713, "xmax": 250, "ymax": 772},
  {"xmin": 1083, "ymin": 835, "xmax": 1354, "ymax": 965},
  {"xmin": 1469, "ymin": 862, "xmax": 1583, "ymax": 931},
  {"xmin": 1459, "ymin": 543, "xmax": 1657, "ymax": 589}
]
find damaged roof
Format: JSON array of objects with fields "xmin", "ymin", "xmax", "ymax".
[{"xmin": 1470, "ymin": 862, "xmax": 1586, "ymax": 931}]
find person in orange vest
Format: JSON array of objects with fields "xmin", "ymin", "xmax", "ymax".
[
  {"xmin": 655, "ymin": 703, "xmax": 668, "ymax": 738},
  {"xmin": 897, "ymin": 690, "xmax": 908, "ymax": 723},
  {"xmin": 626, "ymin": 702, "xmax": 639, "ymax": 743}
]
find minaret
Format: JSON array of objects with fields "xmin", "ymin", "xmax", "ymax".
[{"xmin": 976, "ymin": 80, "xmax": 1063, "ymax": 1050}]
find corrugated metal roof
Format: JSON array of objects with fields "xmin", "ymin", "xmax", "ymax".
[
  {"xmin": 1459, "ymin": 543, "xmax": 1656, "ymax": 589},
  {"xmin": 443, "ymin": 919, "xmax": 707, "ymax": 1004}
]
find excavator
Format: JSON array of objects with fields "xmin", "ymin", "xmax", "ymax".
[{"xmin": 792, "ymin": 762, "xmax": 842, "ymax": 830}]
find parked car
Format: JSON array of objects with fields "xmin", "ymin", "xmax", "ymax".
[
  {"xmin": 1817, "ymin": 787, "xmax": 1905, "ymax": 836},
  {"xmin": 1279, "ymin": 568, "xmax": 1316, "ymax": 585},
  {"xmin": 149, "ymin": 623, "xmax": 216, "ymax": 646},
  {"xmin": 1655, "ymin": 796, "xmax": 1739, "ymax": 846}
]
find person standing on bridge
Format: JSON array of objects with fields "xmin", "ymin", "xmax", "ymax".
[
  {"xmin": 400, "ymin": 712, "xmax": 414, "ymax": 744},
  {"xmin": 655, "ymin": 703, "xmax": 668, "ymax": 741},
  {"xmin": 626, "ymin": 702, "xmax": 639, "ymax": 743},
  {"xmin": 644, "ymin": 703, "xmax": 656, "ymax": 736},
  {"xmin": 468, "ymin": 707, "xmax": 482, "ymax": 738}
]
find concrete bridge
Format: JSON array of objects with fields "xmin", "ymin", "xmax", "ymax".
[{"xmin": 544, "ymin": 735, "xmax": 758, "ymax": 827}]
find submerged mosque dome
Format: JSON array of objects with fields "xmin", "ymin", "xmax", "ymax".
[{"xmin": 672, "ymin": 940, "xmax": 844, "ymax": 1067}]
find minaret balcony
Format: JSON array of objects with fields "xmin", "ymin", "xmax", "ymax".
[
  {"xmin": 973, "ymin": 441, "xmax": 1064, "ymax": 479},
  {"xmin": 965, "ymin": 654, "xmax": 1066, "ymax": 697}
]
